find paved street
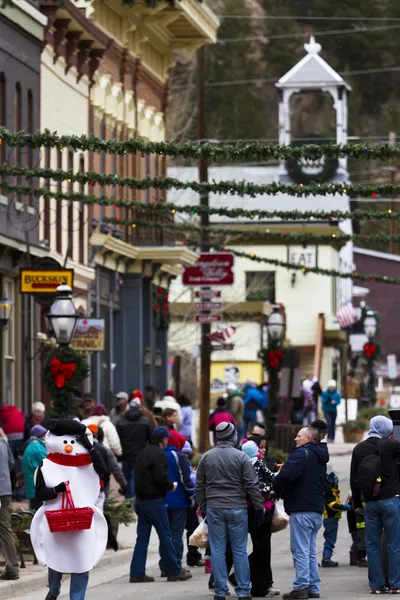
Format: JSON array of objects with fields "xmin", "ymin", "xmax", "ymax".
[{"xmin": 10, "ymin": 444, "xmax": 375, "ymax": 600}]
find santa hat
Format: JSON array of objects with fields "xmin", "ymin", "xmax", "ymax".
[
  {"xmin": 165, "ymin": 389, "xmax": 175, "ymax": 398},
  {"xmin": 130, "ymin": 390, "xmax": 143, "ymax": 402}
]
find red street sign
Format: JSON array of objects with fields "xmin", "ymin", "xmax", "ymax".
[
  {"xmin": 183, "ymin": 253, "xmax": 234, "ymax": 286},
  {"xmin": 195, "ymin": 314, "xmax": 222, "ymax": 324},
  {"xmin": 212, "ymin": 344, "xmax": 235, "ymax": 351},
  {"xmin": 195, "ymin": 290, "xmax": 221, "ymax": 299},
  {"xmin": 194, "ymin": 302, "xmax": 222, "ymax": 311}
]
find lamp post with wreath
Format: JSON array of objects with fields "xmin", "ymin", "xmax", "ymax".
[
  {"xmin": 42, "ymin": 284, "xmax": 88, "ymax": 417},
  {"xmin": 259, "ymin": 305, "xmax": 285, "ymax": 428},
  {"xmin": 362, "ymin": 308, "xmax": 380, "ymax": 405}
]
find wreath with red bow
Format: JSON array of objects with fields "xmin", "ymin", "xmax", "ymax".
[
  {"xmin": 153, "ymin": 285, "xmax": 170, "ymax": 331},
  {"xmin": 42, "ymin": 346, "xmax": 89, "ymax": 418}
]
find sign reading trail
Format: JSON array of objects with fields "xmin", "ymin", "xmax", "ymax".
[
  {"xmin": 183, "ymin": 253, "xmax": 234, "ymax": 286},
  {"xmin": 71, "ymin": 319, "xmax": 105, "ymax": 351}
]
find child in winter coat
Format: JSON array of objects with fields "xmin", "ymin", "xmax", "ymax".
[
  {"xmin": 208, "ymin": 397, "xmax": 237, "ymax": 445},
  {"xmin": 322, "ymin": 471, "xmax": 350, "ymax": 567},
  {"xmin": 163, "ymin": 442, "xmax": 195, "ymax": 574},
  {"xmin": 241, "ymin": 440, "xmax": 277, "ymax": 598}
]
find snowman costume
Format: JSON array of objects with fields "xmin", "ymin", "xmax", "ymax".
[{"xmin": 31, "ymin": 419, "xmax": 107, "ymax": 575}]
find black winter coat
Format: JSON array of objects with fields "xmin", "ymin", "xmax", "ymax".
[
  {"xmin": 135, "ymin": 443, "xmax": 174, "ymax": 500},
  {"xmin": 117, "ymin": 406, "xmax": 153, "ymax": 466}
]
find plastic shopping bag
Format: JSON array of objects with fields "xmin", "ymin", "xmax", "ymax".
[
  {"xmin": 189, "ymin": 519, "xmax": 209, "ymax": 548},
  {"xmin": 271, "ymin": 501, "xmax": 289, "ymax": 533}
]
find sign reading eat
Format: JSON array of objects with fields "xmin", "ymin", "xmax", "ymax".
[{"xmin": 183, "ymin": 253, "xmax": 234, "ymax": 286}]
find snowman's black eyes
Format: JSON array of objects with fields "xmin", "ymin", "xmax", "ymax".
[
  {"xmin": 71, "ymin": 440, "xmax": 75, "ymax": 444},
  {"xmin": 63, "ymin": 440, "xmax": 67, "ymax": 444}
]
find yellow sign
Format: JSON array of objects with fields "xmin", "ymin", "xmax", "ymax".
[
  {"xmin": 71, "ymin": 319, "xmax": 105, "ymax": 352},
  {"xmin": 210, "ymin": 361, "xmax": 264, "ymax": 403},
  {"xmin": 20, "ymin": 269, "xmax": 74, "ymax": 293}
]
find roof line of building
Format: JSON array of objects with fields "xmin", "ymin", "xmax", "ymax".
[{"xmin": 353, "ymin": 246, "xmax": 400, "ymax": 263}]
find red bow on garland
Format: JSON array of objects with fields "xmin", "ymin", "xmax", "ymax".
[
  {"xmin": 364, "ymin": 343, "xmax": 377, "ymax": 358},
  {"xmin": 50, "ymin": 357, "xmax": 76, "ymax": 389},
  {"xmin": 267, "ymin": 349, "xmax": 283, "ymax": 369}
]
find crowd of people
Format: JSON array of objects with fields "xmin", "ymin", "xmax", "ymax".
[{"xmin": 0, "ymin": 378, "xmax": 397, "ymax": 599}]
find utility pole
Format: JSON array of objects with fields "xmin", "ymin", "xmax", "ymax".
[
  {"xmin": 389, "ymin": 132, "xmax": 397, "ymax": 255},
  {"xmin": 197, "ymin": 46, "xmax": 211, "ymax": 453}
]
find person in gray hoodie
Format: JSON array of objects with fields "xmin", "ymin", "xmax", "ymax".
[
  {"xmin": 0, "ymin": 436, "xmax": 19, "ymax": 580},
  {"xmin": 196, "ymin": 421, "xmax": 264, "ymax": 600},
  {"xmin": 351, "ymin": 415, "xmax": 400, "ymax": 594}
]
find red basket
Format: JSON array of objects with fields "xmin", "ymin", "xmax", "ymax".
[{"xmin": 45, "ymin": 483, "xmax": 94, "ymax": 533}]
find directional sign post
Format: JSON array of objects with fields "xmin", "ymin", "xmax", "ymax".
[
  {"xmin": 194, "ymin": 302, "xmax": 222, "ymax": 311},
  {"xmin": 195, "ymin": 314, "xmax": 222, "ymax": 324},
  {"xmin": 195, "ymin": 290, "xmax": 221, "ymax": 299}
]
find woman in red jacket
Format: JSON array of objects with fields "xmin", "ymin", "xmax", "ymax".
[{"xmin": 208, "ymin": 397, "xmax": 237, "ymax": 445}]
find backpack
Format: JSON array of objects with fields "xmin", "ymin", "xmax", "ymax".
[{"xmin": 355, "ymin": 452, "xmax": 382, "ymax": 497}]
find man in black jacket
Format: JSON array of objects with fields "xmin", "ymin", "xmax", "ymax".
[
  {"xmin": 129, "ymin": 426, "xmax": 192, "ymax": 584},
  {"xmin": 117, "ymin": 400, "xmax": 153, "ymax": 499},
  {"xmin": 350, "ymin": 415, "xmax": 400, "ymax": 593}
]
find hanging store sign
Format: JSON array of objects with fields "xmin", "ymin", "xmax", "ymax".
[
  {"xmin": 195, "ymin": 314, "xmax": 222, "ymax": 324},
  {"xmin": 20, "ymin": 269, "xmax": 74, "ymax": 293},
  {"xmin": 194, "ymin": 302, "xmax": 222, "ymax": 311},
  {"xmin": 70, "ymin": 319, "xmax": 105, "ymax": 351},
  {"xmin": 183, "ymin": 253, "xmax": 234, "ymax": 286}
]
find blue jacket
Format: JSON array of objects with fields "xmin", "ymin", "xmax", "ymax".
[
  {"xmin": 321, "ymin": 389, "xmax": 341, "ymax": 413},
  {"xmin": 165, "ymin": 445, "xmax": 195, "ymax": 509},
  {"xmin": 273, "ymin": 442, "xmax": 329, "ymax": 514},
  {"xmin": 243, "ymin": 387, "xmax": 267, "ymax": 418}
]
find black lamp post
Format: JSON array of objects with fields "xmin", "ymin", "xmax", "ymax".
[
  {"xmin": 0, "ymin": 296, "xmax": 12, "ymax": 329},
  {"xmin": 263, "ymin": 305, "xmax": 285, "ymax": 428}
]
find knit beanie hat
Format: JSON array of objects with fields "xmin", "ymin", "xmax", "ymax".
[
  {"xmin": 165, "ymin": 389, "xmax": 175, "ymax": 398},
  {"xmin": 182, "ymin": 441, "xmax": 193, "ymax": 454},
  {"xmin": 131, "ymin": 390, "xmax": 143, "ymax": 402},
  {"xmin": 241, "ymin": 440, "xmax": 258, "ymax": 459},
  {"xmin": 216, "ymin": 421, "xmax": 236, "ymax": 441},
  {"xmin": 30, "ymin": 424, "xmax": 48, "ymax": 438}
]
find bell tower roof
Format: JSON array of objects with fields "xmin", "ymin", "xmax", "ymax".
[{"xmin": 276, "ymin": 35, "xmax": 351, "ymax": 90}]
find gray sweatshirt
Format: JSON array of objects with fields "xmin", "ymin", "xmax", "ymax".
[
  {"xmin": 196, "ymin": 440, "xmax": 264, "ymax": 512},
  {"xmin": 0, "ymin": 438, "xmax": 14, "ymax": 497}
]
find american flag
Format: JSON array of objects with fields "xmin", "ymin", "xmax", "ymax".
[
  {"xmin": 336, "ymin": 302, "xmax": 357, "ymax": 329},
  {"xmin": 206, "ymin": 325, "xmax": 237, "ymax": 343}
]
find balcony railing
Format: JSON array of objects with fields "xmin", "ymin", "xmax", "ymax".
[{"xmin": 129, "ymin": 206, "xmax": 175, "ymax": 247}]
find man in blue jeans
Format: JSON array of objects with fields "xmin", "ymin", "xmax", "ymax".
[
  {"xmin": 130, "ymin": 427, "xmax": 192, "ymax": 584},
  {"xmin": 196, "ymin": 422, "xmax": 264, "ymax": 600},
  {"xmin": 274, "ymin": 426, "xmax": 329, "ymax": 599},
  {"xmin": 352, "ymin": 415, "xmax": 400, "ymax": 594}
]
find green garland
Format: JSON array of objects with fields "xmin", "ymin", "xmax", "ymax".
[
  {"xmin": 153, "ymin": 286, "xmax": 170, "ymax": 331},
  {"xmin": 105, "ymin": 217, "xmax": 400, "ymax": 245},
  {"xmin": 217, "ymin": 248, "xmax": 400, "ymax": 284},
  {"xmin": 0, "ymin": 180, "xmax": 397, "ymax": 223},
  {"xmin": 286, "ymin": 134, "xmax": 339, "ymax": 185},
  {"xmin": 3, "ymin": 162, "xmax": 400, "ymax": 198},
  {"xmin": 2, "ymin": 127, "xmax": 400, "ymax": 161},
  {"xmin": 42, "ymin": 346, "xmax": 89, "ymax": 418}
]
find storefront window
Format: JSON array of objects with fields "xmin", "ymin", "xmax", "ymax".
[{"xmin": 3, "ymin": 278, "xmax": 15, "ymax": 404}]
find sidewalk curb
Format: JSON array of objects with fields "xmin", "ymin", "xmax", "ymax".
[{"xmin": 0, "ymin": 547, "xmax": 133, "ymax": 599}]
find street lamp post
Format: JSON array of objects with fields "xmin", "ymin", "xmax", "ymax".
[
  {"xmin": 0, "ymin": 294, "xmax": 13, "ymax": 401},
  {"xmin": 363, "ymin": 309, "xmax": 379, "ymax": 405},
  {"xmin": 260, "ymin": 305, "xmax": 285, "ymax": 430},
  {"xmin": 43, "ymin": 284, "xmax": 88, "ymax": 418},
  {"xmin": 47, "ymin": 284, "xmax": 80, "ymax": 346}
]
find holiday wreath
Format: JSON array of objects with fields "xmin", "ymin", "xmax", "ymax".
[
  {"xmin": 42, "ymin": 346, "xmax": 89, "ymax": 418},
  {"xmin": 286, "ymin": 134, "xmax": 339, "ymax": 185}
]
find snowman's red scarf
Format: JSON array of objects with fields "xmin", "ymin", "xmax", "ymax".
[{"xmin": 46, "ymin": 453, "xmax": 93, "ymax": 466}]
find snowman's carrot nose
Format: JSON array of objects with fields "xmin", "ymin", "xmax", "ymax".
[{"xmin": 64, "ymin": 444, "xmax": 73, "ymax": 453}]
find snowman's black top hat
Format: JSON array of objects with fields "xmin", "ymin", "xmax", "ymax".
[{"xmin": 48, "ymin": 419, "xmax": 86, "ymax": 437}]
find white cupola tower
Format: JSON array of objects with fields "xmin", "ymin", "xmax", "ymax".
[{"xmin": 276, "ymin": 36, "xmax": 351, "ymax": 183}]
